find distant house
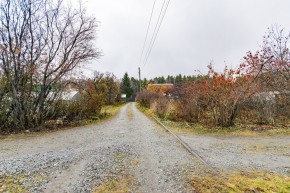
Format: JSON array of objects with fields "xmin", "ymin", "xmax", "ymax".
[
  {"xmin": 147, "ymin": 83, "xmax": 174, "ymax": 96},
  {"xmin": 61, "ymin": 90, "xmax": 81, "ymax": 102}
]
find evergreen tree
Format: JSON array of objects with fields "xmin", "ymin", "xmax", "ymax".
[
  {"xmin": 175, "ymin": 74, "xmax": 183, "ymax": 83},
  {"xmin": 159, "ymin": 76, "xmax": 166, "ymax": 83},
  {"xmin": 130, "ymin": 77, "xmax": 140, "ymax": 98},
  {"xmin": 142, "ymin": 78, "xmax": 149, "ymax": 89},
  {"xmin": 121, "ymin": 72, "xmax": 133, "ymax": 98}
]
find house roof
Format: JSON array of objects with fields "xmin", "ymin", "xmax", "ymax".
[{"xmin": 61, "ymin": 90, "xmax": 80, "ymax": 101}]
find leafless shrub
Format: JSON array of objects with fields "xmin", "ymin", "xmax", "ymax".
[
  {"xmin": 153, "ymin": 96, "xmax": 169, "ymax": 118},
  {"xmin": 0, "ymin": 0, "xmax": 100, "ymax": 130},
  {"xmin": 171, "ymin": 80, "xmax": 209, "ymax": 123},
  {"xmin": 136, "ymin": 91, "xmax": 161, "ymax": 108}
]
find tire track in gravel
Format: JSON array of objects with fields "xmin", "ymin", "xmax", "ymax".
[
  {"xmin": 128, "ymin": 103, "xmax": 196, "ymax": 193},
  {"xmin": 128, "ymin": 103, "xmax": 160, "ymax": 193},
  {"xmin": 44, "ymin": 159, "xmax": 87, "ymax": 193}
]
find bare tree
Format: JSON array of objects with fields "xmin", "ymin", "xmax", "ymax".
[
  {"xmin": 241, "ymin": 25, "xmax": 290, "ymax": 125},
  {"xmin": 260, "ymin": 25, "xmax": 290, "ymax": 92},
  {"xmin": 0, "ymin": 0, "xmax": 100, "ymax": 130}
]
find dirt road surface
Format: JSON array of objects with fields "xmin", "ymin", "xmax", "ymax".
[
  {"xmin": 0, "ymin": 103, "xmax": 289, "ymax": 192},
  {"xmin": 0, "ymin": 103, "xmax": 197, "ymax": 192}
]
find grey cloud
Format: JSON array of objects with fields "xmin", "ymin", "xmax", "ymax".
[{"xmin": 82, "ymin": 0, "xmax": 290, "ymax": 79}]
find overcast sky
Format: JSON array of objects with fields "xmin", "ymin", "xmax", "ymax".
[{"xmin": 80, "ymin": 0, "xmax": 290, "ymax": 79}]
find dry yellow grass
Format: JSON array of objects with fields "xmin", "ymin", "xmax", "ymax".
[
  {"xmin": 189, "ymin": 172, "xmax": 290, "ymax": 193},
  {"xmin": 162, "ymin": 119, "xmax": 290, "ymax": 137},
  {"xmin": 0, "ymin": 175, "xmax": 27, "ymax": 193},
  {"xmin": 137, "ymin": 103, "xmax": 290, "ymax": 137},
  {"xmin": 0, "ymin": 173, "xmax": 46, "ymax": 193},
  {"xmin": 93, "ymin": 175, "xmax": 134, "ymax": 193}
]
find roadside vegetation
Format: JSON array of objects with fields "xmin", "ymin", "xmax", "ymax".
[
  {"xmin": 0, "ymin": 0, "xmax": 143, "ymax": 135},
  {"xmin": 94, "ymin": 176, "xmax": 134, "ymax": 193},
  {"xmin": 0, "ymin": 173, "xmax": 44, "ymax": 193},
  {"xmin": 137, "ymin": 25, "xmax": 290, "ymax": 136},
  {"xmin": 164, "ymin": 120, "xmax": 290, "ymax": 137},
  {"xmin": 0, "ymin": 0, "xmax": 142, "ymax": 135},
  {"xmin": 189, "ymin": 171, "xmax": 290, "ymax": 193},
  {"xmin": 0, "ymin": 174, "xmax": 28, "ymax": 193}
]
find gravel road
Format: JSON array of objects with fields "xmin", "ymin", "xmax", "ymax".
[
  {"xmin": 0, "ymin": 103, "xmax": 197, "ymax": 193},
  {"xmin": 1, "ymin": 103, "xmax": 289, "ymax": 193},
  {"xmin": 179, "ymin": 134, "xmax": 290, "ymax": 174}
]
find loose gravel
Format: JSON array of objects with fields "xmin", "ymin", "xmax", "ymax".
[
  {"xmin": 179, "ymin": 134, "xmax": 290, "ymax": 175},
  {"xmin": 0, "ymin": 103, "xmax": 198, "ymax": 192}
]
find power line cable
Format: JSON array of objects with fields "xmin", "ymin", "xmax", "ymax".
[
  {"xmin": 143, "ymin": 0, "xmax": 166, "ymax": 67},
  {"xmin": 139, "ymin": 0, "xmax": 157, "ymax": 66},
  {"xmin": 79, "ymin": 66, "xmax": 96, "ymax": 72},
  {"xmin": 143, "ymin": 0, "xmax": 171, "ymax": 67}
]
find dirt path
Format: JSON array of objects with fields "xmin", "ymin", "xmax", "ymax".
[{"xmin": 0, "ymin": 103, "xmax": 196, "ymax": 192}]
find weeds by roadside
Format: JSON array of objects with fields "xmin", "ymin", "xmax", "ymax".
[
  {"xmin": 0, "ymin": 174, "xmax": 28, "ymax": 193},
  {"xmin": 137, "ymin": 104, "xmax": 290, "ymax": 137},
  {"xmin": 93, "ymin": 175, "xmax": 135, "ymax": 193},
  {"xmin": 162, "ymin": 120, "xmax": 290, "ymax": 137},
  {"xmin": 0, "ymin": 104, "xmax": 124, "ymax": 139},
  {"xmin": 0, "ymin": 172, "xmax": 45, "ymax": 193},
  {"xmin": 189, "ymin": 171, "xmax": 290, "ymax": 193}
]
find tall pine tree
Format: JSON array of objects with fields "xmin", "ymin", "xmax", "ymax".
[{"xmin": 121, "ymin": 72, "xmax": 133, "ymax": 98}]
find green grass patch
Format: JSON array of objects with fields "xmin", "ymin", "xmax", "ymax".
[{"xmin": 189, "ymin": 172, "xmax": 290, "ymax": 193}]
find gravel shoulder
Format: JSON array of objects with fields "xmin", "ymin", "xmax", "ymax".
[{"xmin": 179, "ymin": 132, "xmax": 290, "ymax": 175}]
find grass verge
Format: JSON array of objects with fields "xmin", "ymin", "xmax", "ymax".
[
  {"xmin": 85, "ymin": 104, "xmax": 125, "ymax": 125},
  {"xmin": 136, "ymin": 104, "xmax": 155, "ymax": 117},
  {"xmin": 189, "ymin": 171, "xmax": 290, "ymax": 193},
  {"xmin": 163, "ymin": 120, "xmax": 290, "ymax": 137},
  {"xmin": 137, "ymin": 103, "xmax": 290, "ymax": 137},
  {"xmin": 0, "ymin": 104, "xmax": 125, "ymax": 140}
]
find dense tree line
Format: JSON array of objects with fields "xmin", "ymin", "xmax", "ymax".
[{"xmin": 123, "ymin": 74, "xmax": 201, "ymax": 100}]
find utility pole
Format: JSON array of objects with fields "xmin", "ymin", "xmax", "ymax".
[{"xmin": 138, "ymin": 67, "xmax": 141, "ymax": 92}]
